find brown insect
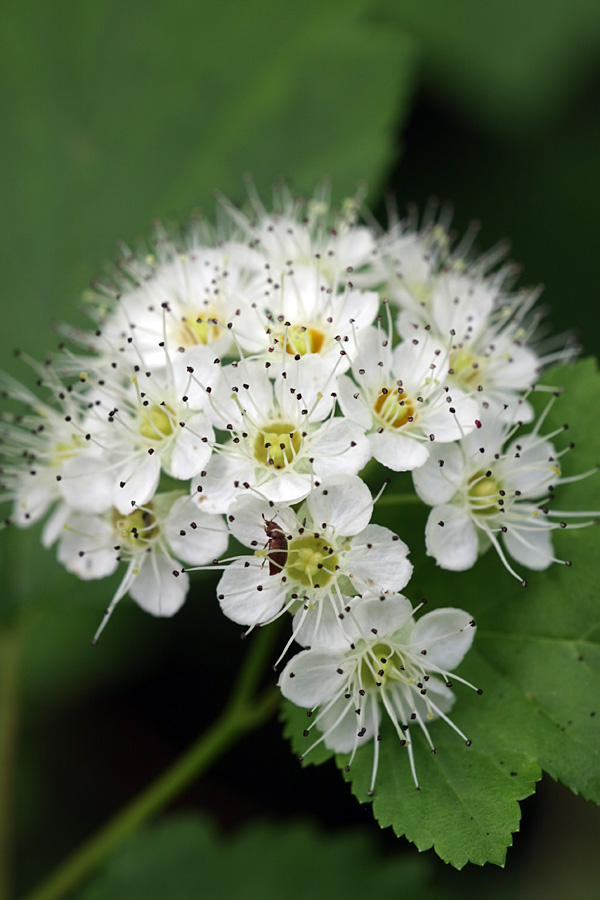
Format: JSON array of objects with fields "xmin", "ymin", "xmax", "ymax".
[{"xmin": 263, "ymin": 516, "xmax": 288, "ymax": 576}]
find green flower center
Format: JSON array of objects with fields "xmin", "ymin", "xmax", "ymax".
[
  {"xmin": 468, "ymin": 471, "xmax": 501, "ymax": 514},
  {"xmin": 449, "ymin": 347, "xmax": 483, "ymax": 388},
  {"xmin": 284, "ymin": 535, "xmax": 339, "ymax": 588},
  {"xmin": 253, "ymin": 422, "xmax": 302, "ymax": 469},
  {"xmin": 112, "ymin": 506, "xmax": 159, "ymax": 549},
  {"xmin": 179, "ymin": 309, "xmax": 223, "ymax": 346},
  {"xmin": 359, "ymin": 642, "xmax": 404, "ymax": 689},
  {"xmin": 373, "ymin": 386, "xmax": 415, "ymax": 429},
  {"xmin": 139, "ymin": 404, "xmax": 175, "ymax": 440},
  {"xmin": 51, "ymin": 437, "xmax": 84, "ymax": 465},
  {"xmin": 273, "ymin": 325, "xmax": 325, "ymax": 357}
]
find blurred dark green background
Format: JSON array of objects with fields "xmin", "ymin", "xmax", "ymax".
[{"xmin": 1, "ymin": 2, "xmax": 599, "ymax": 898}]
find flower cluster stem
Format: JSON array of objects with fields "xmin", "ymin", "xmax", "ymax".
[
  {"xmin": 0, "ymin": 625, "xmax": 22, "ymax": 900},
  {"xmin": 376, "ymin": 492, "xmax": 424, "ymax": 507},
  {"xmin": 20, "ymin": 624, "xmax": 281, "ymax": 900}
]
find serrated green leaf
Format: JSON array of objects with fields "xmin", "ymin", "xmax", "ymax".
[
  {"xmin": 342, "ymin": 722, "xmax": 539, "ymax": 869},
  {"xmin": 76, "ymin": 813, "xmax": 448, "ymax": 900},
  {"xmin": 282, "ymin": 359, "xmax": 600, "ymax": 865},
  {"xmin": 280, "ymin": 698, "xmax": 336, "ymax": 767},
  {"xmin": 280, "ymin": 650, "xmax": 540, "ymax": 868}
]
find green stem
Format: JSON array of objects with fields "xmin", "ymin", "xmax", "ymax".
[
  {"xmin": 21, "ymin": 624, "xmax": 281, "ymax": 900},
  {"xmin": 376, "ymin": 492, "xmax": 424, "ymax": 507},
  {"xmin": 0, "ymin": 625, "xmax": 22, "ymax": 900}
]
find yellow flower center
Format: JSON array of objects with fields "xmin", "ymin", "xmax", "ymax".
[
  {"xmin": 178, "ymin": 309, "xmax": 223, "ymax": 346},
  {"xmin": 253, "ymin": 422, "xmax": 302, "ymax": 469},
  {"xmin": 359, "ymin": 643, "xmax": 404, "ymax": 689},
  {"xmin": 449, "ymin": 347, "xmax": 483, "ymax": 388},
  {"xmin": 51, "ymin": 437, "xmax": 84, "ymax": 465},
  {"xmin": 273, "ymin": 325, "xmax": 326, "ymax": 357},
  {"xmin": 468, "ymin": 471, "xmax": 501, "ymax": 514},
  {"xmin": 112, "ymin": 506, "xmax": 159, "ymax": 549},
  {"xmin": 139, "ymin": 404, "xmax": 175, "ymax": 440},
  {"xmin": 284, "ymin": 536, "xmax": 339, "ymax": 587},
  {"xmin": 373, "ymin": 386, "xmax": 415, "ymax": 429}
]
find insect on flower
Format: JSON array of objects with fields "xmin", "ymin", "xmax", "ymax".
[{"xmin": 262, "ymin": 515, "xmax": 288, "ymax": 576}]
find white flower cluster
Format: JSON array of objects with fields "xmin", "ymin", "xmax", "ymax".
[{"xmin": 0, "ymin": 185, "xmax": 593, "ymax": 789}]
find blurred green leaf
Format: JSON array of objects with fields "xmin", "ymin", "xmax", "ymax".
[
  {"xmin": 0, "ymin": 0, "xmax": 416, "ymax": 370},
  {"xmin": 77, "ymin": 814, "xmax": 448, "ymax": 900},
  {"xmin": 378, "ymin": 0, "xmax": 600, "ymax": 135}
]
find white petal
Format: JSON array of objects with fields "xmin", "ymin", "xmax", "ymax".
[
  {"xmin": 502, "ymin": 436, "xmax": 558, "ymax": 498},
  {"xmin": 114, "ymin": 453, "xmax": 161, "ymax": 514},
  {"xmin": 42, "ymin": 502, "xmax": 71, "ymax": 548},
  {"xmin": 192, "ymin": 452, "xmax": 255, "ymax": 514},
  {"xmin": 423, "ymin": 392, "xmax": 479, "ymax": 442},
  {"xmin": 311, "ymin": 419, "xmax": 371, "ymax": 478},
  {"xmin": 256, "ymin": 471, "xmax": 312, "ymax": 505},
  {"xmin": 13, "ymin": 473, "xmax": 56, "ymax": 527},
  {"xmin": 292, "ymin": 600, "xmax": 352, "ymax": 651},
  {"xmin": 307, "ymin": 475, "xmax": 373, "ymax": 536},
  {"xmin": 277, "ymin": 355, "xmax": 337, "ymax": 421},
  {"xmin": 391, "ymin": 336, "xmax": 440, "ymax": 391},
  {"xmin": 164, "ymin": 497, "xmax": 229, "ymax": 565},
  {"xmin": 167, "ymin": 413, "xmax": 214, "ymax": 479},
  {"xmin": 216, "ymin": 558, "xmax": 288, "ymax": 626},
  {"xmin": 60, "ymin": 455, "xmax": 114, "ymax": 514},
  {"xmin": 412, "ymin": 442, "xmax": 465, "ymax": 506},
  {"xmin": 336, "ymin": 373, "xmax": 373, "ymax": 429},
  {"xmin": 494, "ymin": 345, "xmax": 539, "ymax": 389},
  {"xmin": 56, "ymin": 514, "xmax": 118, "ymax": 580},
  {"xmin": 411, "ymin": 608, "xmax": 476, "ymax": 670},
  {"xmin": 341, "ymin": 289, "xmax": 380, "ymax": 330},
  {"xmin": 209, "ymin": 362, "xmax": 272, "ymax": 430},
  {"xmin": 425, "ymin": 505, "xmax": 479, "ymax": 570},
  {"xmin": 279, "ymin": 648, "xmax": 346, "ymax": 707},
  {"xmin": 228, "ymin": 362, "xmax": 275, "ymax": 423},
  {"xmin": 502, "ymin": 519, "xmax": 554, "ymax": 570},
  {"xmin": 172, "ymin": 345, "xmax": 223, "ymax": 409},
  {"xmin": 225, "ymin": 495, "xmax": 297, "ymax": 549},
  {"xmin": 319, "ymin": 694, "xmax": 378, "ymax": 752},
  {"xmin": 350, "ymin": 594, "xmax": 415, "ymax": 639},
  {"xmin": 129, "ymin": 552, "xmax": 189, "ymax": 617},
  {"xmin": 369, "ymin": 430, "xmax": 430, "ymax": 472},
  {"xmin": 348, "ymin": 525, "xmax": 413, "ymax": 593}
]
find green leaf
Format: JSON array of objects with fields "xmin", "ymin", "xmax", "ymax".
[
  {"xmin": 76, "ymin": 814, "xmax": 448, "ymax": 900},
  {"xmin": 0, "ymin": 0, "xmax": 416, "ymax": 372},
  {"xmin": 377, "ymin": 0, "xmax": 600, "ymax": 136},
  {"xmin": 344, "ymin": 724, "xmax": 539, "ymax": 869},
  {"xmin": 282, "ymin": 697, "xmax": 540, "ymax": 868},
  {"xmin": 282, "ymin": 359, "xmax": 600, "ymax": 865},
  {"xmin": 430, "ymin": 359, "xmax": 600, "ymax": 803},
  {"xmin": 280, "ymin": 698, "xmax": 336, "ymax": 767}
]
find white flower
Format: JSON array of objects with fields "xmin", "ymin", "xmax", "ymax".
[
  {"xmin": 228, "ymin": 278, "xmax": 380, "ymax": 379},
  {"xmin": 192, "ymin": 358, "xmax": 370, "ymax": 512},
  {"xmin": 397, "ymin": 293, "xmax": 541, "ymax": 421},
  {"xmin": 0, "ymin": 368, "xmax": 114, "ymax": 526},
  {"xmin": 380, "ymin": 211, "xmax": 575, "ymax": 420},
  {"xmin": 81, "ymin": 229, "xmax": 263, "ymax": 371},
  {"xmin": 337, "ymin": 327, "xmax": 479, "ymax": 471},
  {"xmin": 212, "ymin": 476, "xmax": 412, "ymax": 646},
  {"xmin": 279, "ymin": 593, "xmax": 478, "ymax": 792},
  {"xmin": 43, "ymin": 493, "xmax": 229, "ymax": 639},
  {"xmin": 87, "ymin": 362, "xmax": 216, "ymax": 514},
  {"xmin": 219, "ymin": 182, "xmax": 385, "ymax": 291},
  {"xmin": 413, "ymin": 407, "xmax": 598, "ymax": 582},
  {"xmin": 379, "ymin": 208, "xmax": 512, "ymax": 314}
]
